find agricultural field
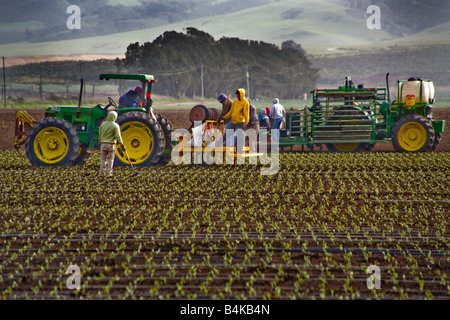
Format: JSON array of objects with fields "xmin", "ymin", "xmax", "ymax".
[{"xmin": 0, "ymin": 148, "xmax": 448, "ymax": 302}]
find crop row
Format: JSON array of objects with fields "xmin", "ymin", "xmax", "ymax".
[
  {"xmin": 0, "ymin": 150, "xmax": 448, "ymax": 299},
  {"xmin": 1, "ymin": 231, "xmax": 448, "ymax": 300}
]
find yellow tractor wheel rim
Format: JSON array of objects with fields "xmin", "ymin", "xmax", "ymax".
[
  {"xmin": 118, "ymin": 121, "xmax": 154, "ymax": 164},
  {"xmin": 33, "ymin": 127, "xmax": 69, "ymax": 164},
  {"xmin": 398, "ymin": 122, "xmax": 427, "ymax": 151},
  {"xmin": 332, "ymin": 117, "xmax": 360, "ymax": 152},
  {"xmin": 333, "ymin": 142, "xmax": 360, "ymax": 152}
]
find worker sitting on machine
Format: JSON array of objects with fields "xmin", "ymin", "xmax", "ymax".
[
  {"xmin": 118, "ymin": 86, "xmax": 142, "ymax": 108},
  {"xmin": 307, "ymin": 98, "xmax": 324, "ymax": 113}
]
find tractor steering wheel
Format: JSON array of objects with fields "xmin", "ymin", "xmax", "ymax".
[
  {"xmin": 108, "ymin": 97, "xmax": 117, "ymax": 108},
  {"xmin": 103, "ymin": 97, "xmax": 117, "ymax": 110}
]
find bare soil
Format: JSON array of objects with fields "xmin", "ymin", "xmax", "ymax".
[
  {"xmin": 1, "ymin": 107, "xmax": 449, "ymax": 152},
  {"xmin": 4, "ymin": 54, "xmax": 124, "ymax": 67},
  {"xmin": 0, "ymin": 107, "xmax": 448, "ymax": 301}
]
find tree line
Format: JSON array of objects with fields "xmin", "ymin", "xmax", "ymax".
[
  {"xmin": 115, "ymin": 28, "xmax": 319, "ymax": 99},
  {"xmin": 5, "ymin": 28, "xmax": 319, "ymax": 100}
]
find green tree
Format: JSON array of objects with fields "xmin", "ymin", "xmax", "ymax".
[{"xmin": 119, "ymin": 28, "xmax": 319, "ymax": 99}]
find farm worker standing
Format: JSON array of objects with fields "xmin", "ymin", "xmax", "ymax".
[
  {"xmin": 270, "ymin": 98, "xmax": 286, "ymax": 129},
  {"xmin": 258, "ymin": 106, "xmax": 271, "ymax": 129},
  {"xmin": 219, "ymin": 88, "xmax": 250, "ymax": 154},
  {"xmin": 245, "ymin": 103, "xmax": 260, "ymax": 153},
  {"xmin": 218, "ymin": 93, "xmax": 233, "ymax": 124},
  {"xmin": 118, "ymin": 86, "xmax": 142, "ymax": 108},
  {"xmin": 98, "ymin": 111, "xmax": 124, "ymax": 177}
]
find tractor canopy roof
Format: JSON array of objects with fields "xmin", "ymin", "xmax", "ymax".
[{"xmin": 99, "ymin": 74, "xmax": 155, "ymax": 81}]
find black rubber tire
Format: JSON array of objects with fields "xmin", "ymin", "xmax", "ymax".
[
  {"xmin": 326, "ymin": 143, "xmax": 372, "ymax": 153},
  {"xmin": 429, "ymin": 132, "xmax": 442, "ymax": 151},
  {"xmin": 73, "ymin": 145, "xmax": 89, "ymax": 165},
  {"xmin": 325, "ymin": 108, "xmax": 373, "ymax": 153},
  {"xmin": 391, "ymin": 115, "xmax": 434, "ymax": 152},
  {"xmin": 25, "ymin": 117, "xmax": 80, "ymax": 166},
  {"xmin": 156, "ymin": 113, "xmax": 174, "ymax": 152},
  {"xmin": 156, "ymin": 113, "xmax": 174, "ymax": 165},
  {"xmin": 365, "ymin": 143, "xmax": 376, "ymax": 152},
  {"xmin": 115, "ymin": 111, "xmax": 164, "ymax": 166}
]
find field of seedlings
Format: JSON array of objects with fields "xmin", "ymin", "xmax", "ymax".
[{"xmin": 0, "ymin": 149, "xmax": 449, "ymax": 302}]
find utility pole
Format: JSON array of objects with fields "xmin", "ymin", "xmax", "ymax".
[
  {"xmin": 201, "ymin": 64, "xmax": 204, "ymax": 104},
  {"xmin": 2, "ymin": 56, "xmax": 6, "ymax": 108},
  {"xmin": 246, "ymin": 66, "xmax": 250, "ymax": 100}
]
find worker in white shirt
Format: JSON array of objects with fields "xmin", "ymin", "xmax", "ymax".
[{"xmin": 269, "ymin": 98, "xmax": 286, "ymax": 129}]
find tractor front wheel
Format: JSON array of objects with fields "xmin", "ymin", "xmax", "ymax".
[
  {"xmin": 391, "ymin": 115, "xmax": 434, "ymax": 152},
  {"xmin": 25, "ymin": 118, "xmax": 80, "ymax": 166}
]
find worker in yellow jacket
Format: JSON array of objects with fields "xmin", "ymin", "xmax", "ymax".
[{"xmin": 219, "ymin": 88, "xmax": 249, "ymax": 153}]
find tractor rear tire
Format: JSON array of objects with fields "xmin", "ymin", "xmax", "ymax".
[
  {"xmin": 115, "ymin": 111, "xmax": 164, "ymax": 166},
  {"xmin": 156, "ymin": 113, "xmax": 174, "ymax": 165},
  {"xmin": 325, "ymin": 109, "xmax": 373, "ymax": 153},
  {"xmin": 25, "ymin": 117, "xmax": 80, "ymax": 166},
  {"xmin": 429, "ymin": 132, "xmax": 442, "ymax": 151},
  {"xmin": 391, "ymin": 115, "xmax": 434, "ymax": 152}
]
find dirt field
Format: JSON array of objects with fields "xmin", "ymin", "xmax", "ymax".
[
  {"xmin": 4, "ymin": 54, "xmax": 124, "ymax": 67},
  {"xmin": 1, "ymin": 107, "xmax": 449, "ymax": 152},
  {"xmin": 0, "ymin": 106, "xmax": 448, "ymax": 301},
  {"xmin": 0, "ymin": 146, "xmax": 448, "ymax": 301}
]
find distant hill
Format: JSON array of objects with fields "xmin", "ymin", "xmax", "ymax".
[
  {"xmin": 0, "ymin": 0, "xmax": 275, "ymax": 45},
  {"xmin": 0, "ymin": 0, "xmax": 449, "ymax": 56},
  {"xmin": 1, "ymin": 0, "xmax": 449, "ymax": 94}
]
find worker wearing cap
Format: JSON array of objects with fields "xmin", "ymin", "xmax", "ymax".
[
  {"xmin": 98, "ymin": 111, "xmax": 124, "ymax": 177},
  {"xmin": 258, "ymin": 106, "xmax": 271, "ymax": 129},
  {"xmin": 218, "ymin": 93, "xmax": 233, "ymax": 124},
  {"xmin": 118, "ymin": 86, "xmax": 142, "ymax": 108},
  {"xmin": 307, "ymin": 98, "xmax": 324, "ymax": 113},
  {"xmin": 246, "ymin": 103, "xmax": 259, "ymax": 153},
  {"xmin": 219, "ymin": 88, "xmax": 250, "ymax": 154}
]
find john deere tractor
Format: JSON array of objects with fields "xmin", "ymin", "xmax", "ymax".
[
  {"xmin": 14, "ymin": 74, "xmax": 173, "ymax": 166},
  {"xmin": 280, "ymin": 73, "xmax": 445, "ymax": 152}
]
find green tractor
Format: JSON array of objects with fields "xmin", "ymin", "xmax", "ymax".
[
  {"xmin": 280, "ymin": 73, "xmax": 445, "ymax": 152},
  {"xmin": 14, "ymin": 74, "xmax": 173, "ymax": 166}
]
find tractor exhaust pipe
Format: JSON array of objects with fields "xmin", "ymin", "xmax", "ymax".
[
  {"xmin": 386, "ymin": 73, "xmax": 391, "ymax": 111},
  {"xmin": 386, "ymin": 73, "xmax": 390, "ymax": 101},
  {"xmin": 76, "ymin": 78, "xmax": 83, "ymax": 119}
]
